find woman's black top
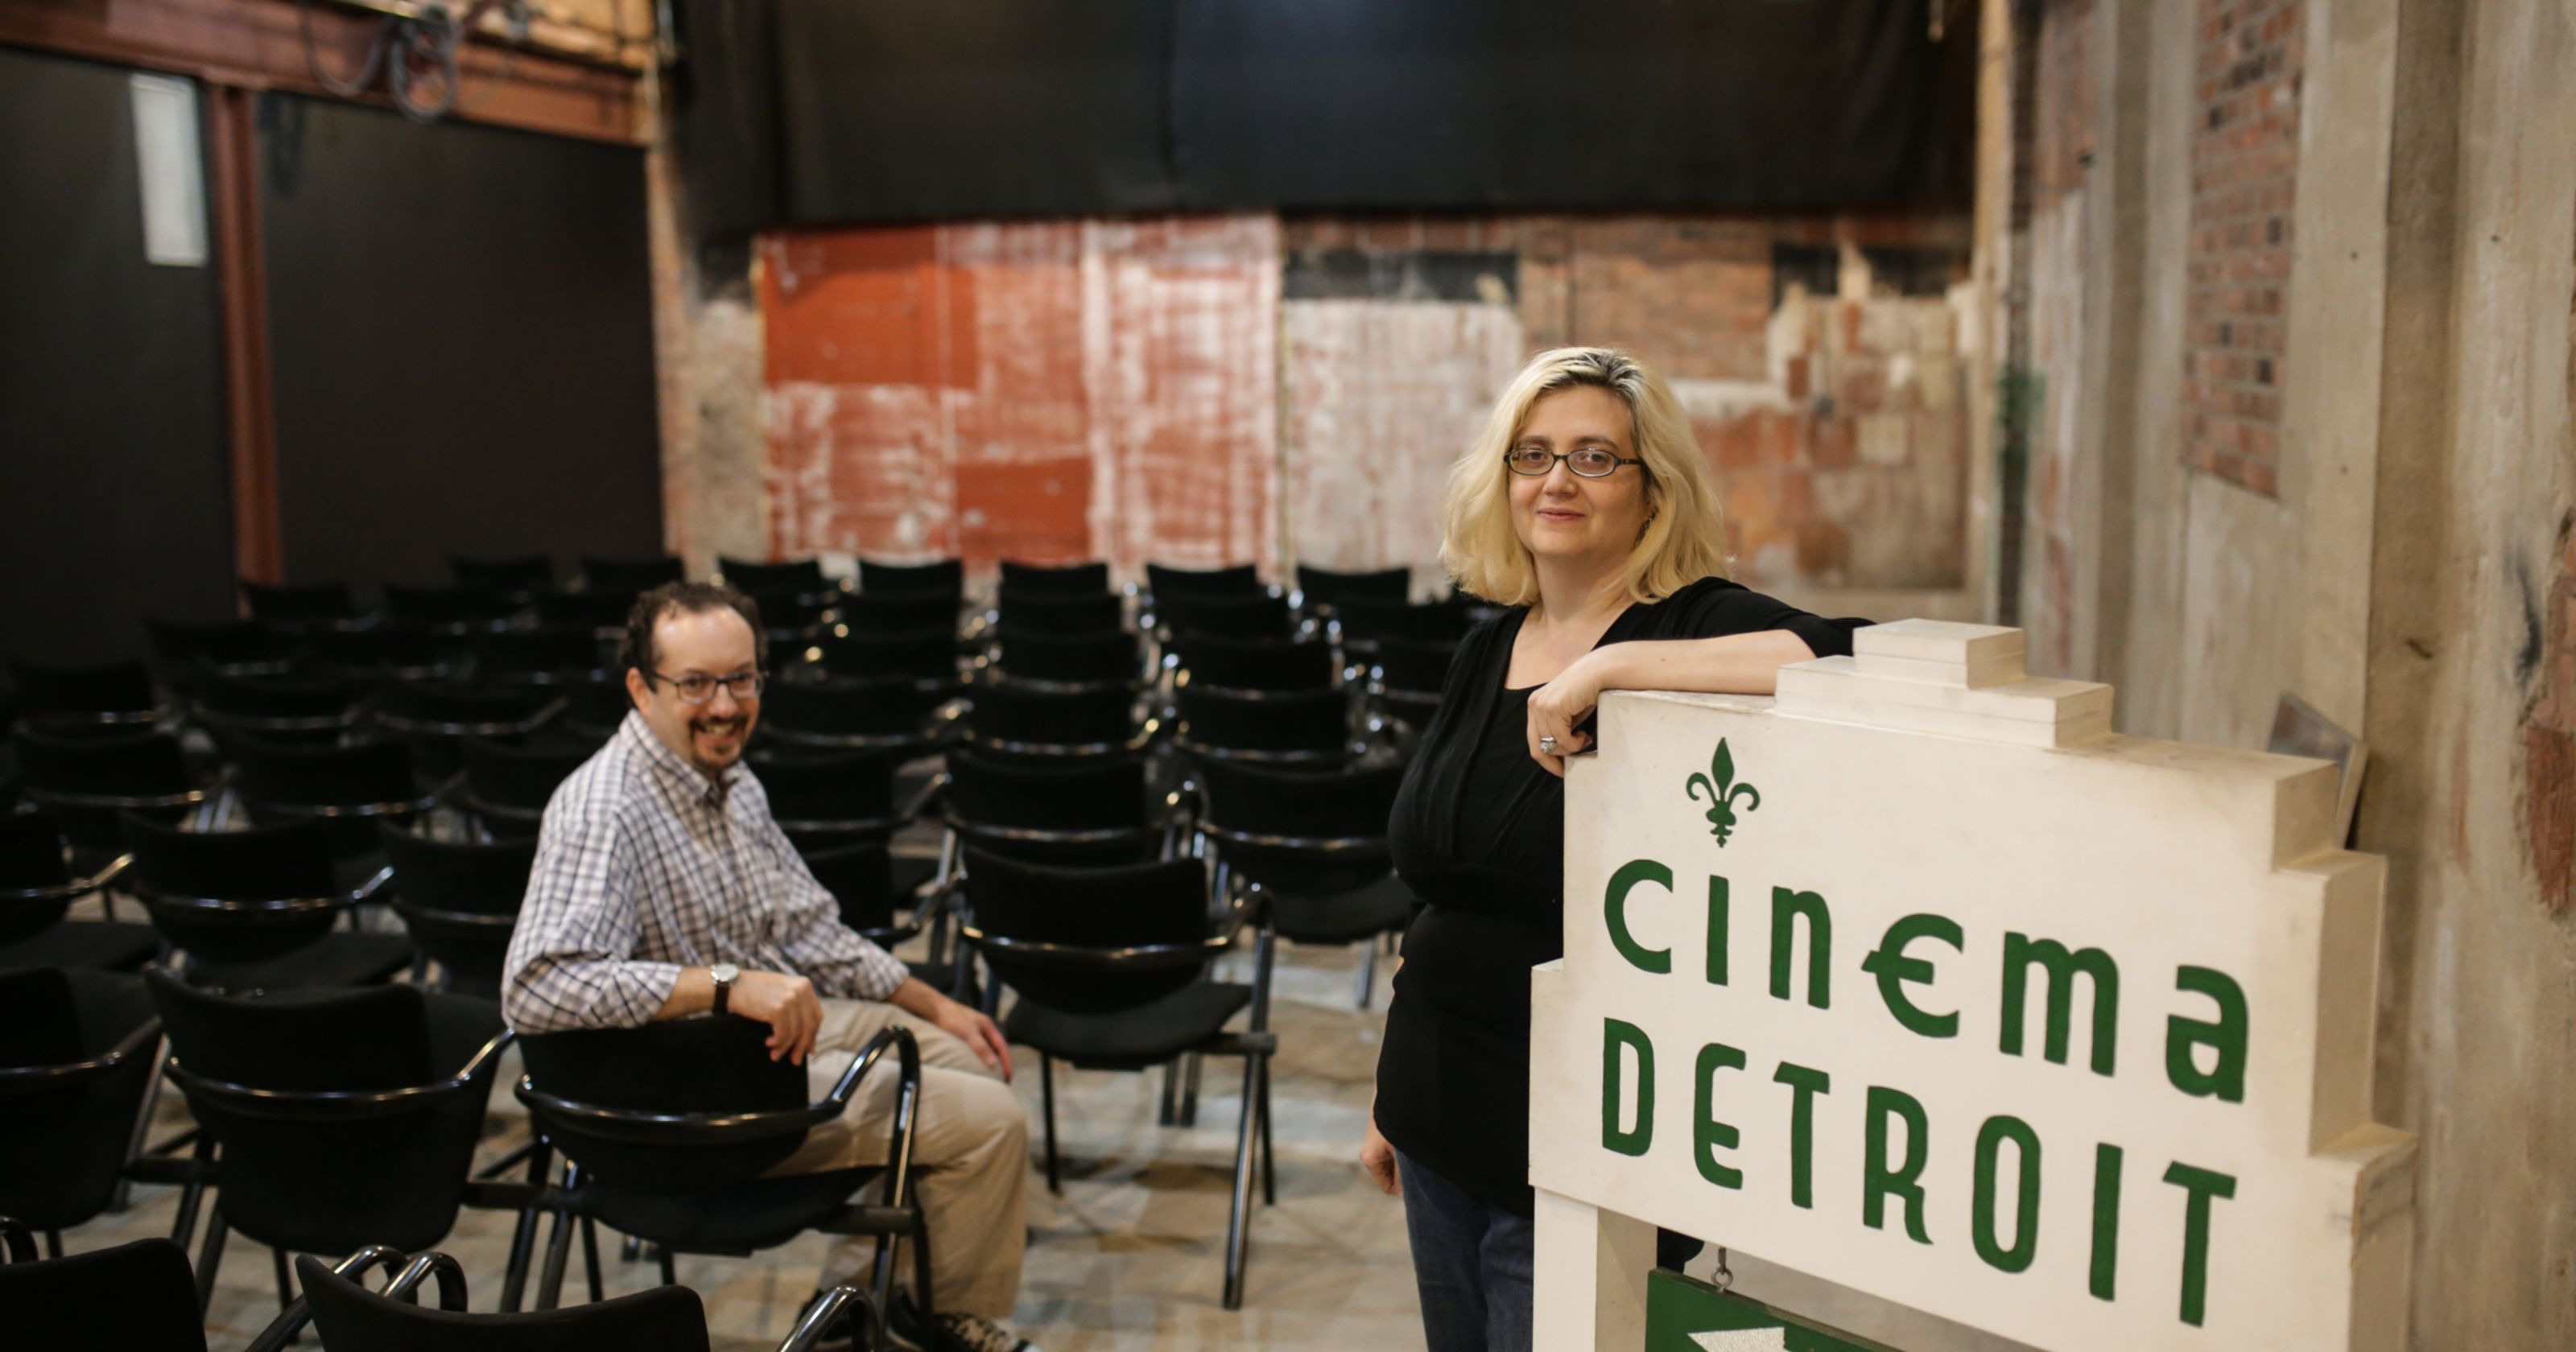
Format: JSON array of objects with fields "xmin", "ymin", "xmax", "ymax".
[{"xmin": 1377, "ymin": 575, "xmax": 1864, "ymax": 1217}]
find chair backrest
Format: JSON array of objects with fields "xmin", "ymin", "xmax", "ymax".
[
  {"xmin": 6, "ymin": 659, "xmax": 157, "ymax": 719},
  {"xmin": 857, "ymin": 557, "xmax": 964, "ymax": 597},
  {"xmin": 1294, "ymin": 564, "xmax": 1410, "ymax": 610},
  {"xmin": 461, "ymin": 736, "xmax": 597, "ymax": 818},
  {"xmin": 532, "ymin": 588, "xmax": 633, "ymax": 632},
  {"xmin": 0, "ymin": 1239, "xmax": 208, "ymax": 1352},
  {"xmin": 1199, "ymin": 760, "xmax": 1404, "ymax": 897},
  {"xmin": 121, "ymin": 814, "xmax": 343, "ymax": 961},
  {"xmin": 452, "ymin": 554, "xmax": 555, "ymax": 592},
  {"xmin": 999, "ymin": 559, "xmax": 1111, "ymax": 594},
  {"xmin": 473, "ymin": 626, "xmax": 605, "ymax": 682},
  {"xmin": 992, "ymin": 628, "xmax": 1141, "ymax": 686},
  {"xmin": 193, "ymin": 670, "xmax": 369, "ymax": 725},
  {"xmin": 838, "ymin": 591, "xmax": 960, "ymax": 637},
  {"xmin": 380, "ymin": 826, "xmax": 537, "ymax": 997},
  {"xmin": 993, "ymin": 587, "xmax": 1123, "ymax": 635},
  {"xmin": 962, "ymin": 848, "xmax": 1212, "ymax": 1012},
  {"xmin": 297, "ymin": 1251, "xmax": 713, "ymax": 1352},
  {"xmin": 383, "ymin": 583, "xmax": 513, "ymax": 629},
  {"xmin": 1158, "ymin": 591, "xmax": 1292, "ymax": 641},
  {"xmin": 1335, "ymin": 594, "xmax": 1472, "ymax": 646},
  {"xmin": 11, "ymin": 728, "xmax": 191, "ymax": 798},
  {"xmin": 809, "ymin": 628, "xmax": 955, "ymax": 682},
  {"xmin": 966, "ymin": 683, "xmax": 1136, "ymax": 752},
  {"xmin": 1370, "ymin": 636, "xmax": 1460, "ymax": 694},
  {"xmin": 752, "ymin": 748, "xmax": 897, "ymax": 831},
  {"xmin": 759, "ymin": 678, "xmax": 947, "ymax": 746},
  {"xmin": 145, "ymin": 617, "xmax": 300, "ymax": 671},
  {"xmin": 234, "ymin": 736, "xmax": 419, "ymax": 813},
  {"xmin": 946, "ymin": 748, "xmax": 1146, "ymax": 833},
  {"xmin": 304, "ymin": 624, "xmax": 449, "ymax": 681},
  {"xmin": 146, "ymin": 971, "xmax": 500, "ymax": 1255},
  {"xmin": 0, "ymin": 968, "xmax": 163, "ymax": 1231},
  {"xmin": 798, "ymin": 839, "xmax": 898, "ymax": 934},
  {"xmin": 580, "ymin": 555, "xmax": 685, "ymax": 594},
  {"xmin": 1174, "ymin": 635, "xmax": 1336, "ymax": 693},
  {"xmin": 1146, "ymin": 562, "xmax": 1261, "ymax": 600},
  {"xmin": 1177, "ymin": 686, "xmax": 1352, "ymax": 757},
  {"xmin": 741, "ymin": 587, "xmax": 828, "ymax": 635},
  {"xmin": 0, "ymin": 813, "xmax": 75, "ymax": 941},
  {"xmin": 242, "ymin": 579, "xmax": 362, "ymax": 624},
  {"xmin": 720, "ymin": 556, "xmax": 830, "ymax": 596},
  {"xmin": 518, "ymin": 1017, "xmax": 816, "ymax": 1191}
]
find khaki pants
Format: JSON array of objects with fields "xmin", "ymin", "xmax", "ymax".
[{"xmin": 764, "ymin": 998, "xmax": 1027, "ymax": 1319}]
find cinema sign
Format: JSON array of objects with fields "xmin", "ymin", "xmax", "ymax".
[{"xmin": 1530, "ymin": 621, "xmax": 2416, "ymax": 1352}]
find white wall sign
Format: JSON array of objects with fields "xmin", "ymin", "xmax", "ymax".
[
  {"xmin": 1531, "ymin": 620, "xmax": 2415, "ymax": 1352},
  {"xmin": 129, "ymin": 73, "xmax": 208, "ymax": 269}
]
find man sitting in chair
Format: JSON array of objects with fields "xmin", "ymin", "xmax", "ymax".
[{"xmin": 502, "ymin": 580, "xmax": 1038, "ymax": 1352}]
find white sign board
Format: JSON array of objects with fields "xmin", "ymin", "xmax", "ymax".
[{"xmin": 1530, "ymin": 620, "xmax": 2415, "ymax": 1352}]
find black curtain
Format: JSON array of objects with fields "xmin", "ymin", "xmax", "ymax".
[
  {"xmin": 679, "ymin": 0, "xmax": 1965, "ymax": 231},
  {"xmin": 0, "ymin": 48, "xmax": 236, "ymax": 665},
  {"xmin": 258, "ymin": 96, "xmax": 663, "ymax": 589}
]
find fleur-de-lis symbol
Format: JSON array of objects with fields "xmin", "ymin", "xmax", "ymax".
[{"xmin": 1684, "ymin": 738, "xmax": 1761, "ymax": 846}]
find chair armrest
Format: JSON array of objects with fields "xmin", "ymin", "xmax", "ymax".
[
  {"xmin": 824, "ymin": 1024, "xmax": 921, "ymax": 1111},
  {"xmin": 780, "ymin": 1284, "xmax": 878, "ymax": 1352},
  {"xmin": 901, "ymin": 770, "xmax": 951, "ymax": 822},
  {"xmin": 80, "ymin": 852, "xmax": 134, "ymax": 892},
  {"xmin": 381, "ymin": 1250, "xmax": 470, "ymax": 1310},
  {"xmin": 455, "ymin": 1028, "xmax": 518, "ymax": 1082},
  {"xmin": 241, "ymin": 1245, "xmax": 419, "ymax": 1352},
  {"xmin": 349, "ymin": 866, "xmax": 396, "ymax": 904}
]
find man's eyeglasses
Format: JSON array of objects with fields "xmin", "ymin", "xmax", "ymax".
[
  {"xmin": 646, "ymin": 670, "xmax": 765, "ymax": 704},
  {"xmin": 1504, "ymin": 447, "xmax": 1643, "ymax": 478}
]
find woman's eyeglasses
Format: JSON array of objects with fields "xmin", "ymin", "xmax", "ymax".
[{"xmin": 1504, "ymin": 447, "xmax": 1643, "ymax": 478}]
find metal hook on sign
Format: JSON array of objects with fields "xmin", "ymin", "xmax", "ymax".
[{"xmin": 1712, "ymin": 1246, "xmax": 1734, "ymax": 1296}]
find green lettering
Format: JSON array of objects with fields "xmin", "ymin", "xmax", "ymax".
[
  {"xmin": 1769, "ymin": 887, "xmax": 1832, "ymax": 1008},
  {"xmin": 2000, "ymin": 932, "xmax": 2120, "ymax": 1075},
  {"xmin": 2161, "ymin": 1162, "xmax": 2238, "ymax": 1327},
  {"xmin": 1860, "ymin": 912, "xmax": 1963, "ymax": 1038},
  {"xmin": 1705, "ymin": 875, "xmax": 1731, "ymax": 986},
  {"xmin": 2090, "ymin": 1144, "xmax": 2124, "ymax": 1300},
  {"xmin": 1605, "ymin": 859, "xmax": 1674, "ymax": 975},
  {"xmin": 1861, "ymin": 1086, "xmax": 1930, "ymax": 1243},
  {"xmin": 2165, "ymin": 967, "xmax": 2249, "ymax": 1103},
  {"xmin": 1971, "ymin": 1115, "xmax": 2041, "ymax": 1273},
  {"xmin": 1602, "ymin": 1019, "xmax": 1656, "ymax": 1156},
  {"xmin": 1692, "ymin": 1043, "xmax": 1747, "ymax": 1189},
  {"xmin": 1773, "ymin": 1062, "xmax": 1831, "ymax": 1210}
]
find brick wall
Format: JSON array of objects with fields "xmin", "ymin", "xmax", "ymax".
[{"xmin": 2182, "ymin": 0, "xmax": 2304, "ymax": 496}]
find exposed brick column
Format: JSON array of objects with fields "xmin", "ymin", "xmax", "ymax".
[{"xmin": 2182, "ymin": 0, "xmax": 2305, "ymax": 495}]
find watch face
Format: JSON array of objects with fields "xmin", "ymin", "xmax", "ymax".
[{"xmin": 710, "ymin": 962, "xmax": 740, "ymax": 983}]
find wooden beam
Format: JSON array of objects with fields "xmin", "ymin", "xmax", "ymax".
[
  {"xmin": 207, "ymin": 82, "xmax": 283, "ymax": 584},
  {"xmin": 0, "ymin": 0, "xmax": 646, "ymax": 145}
]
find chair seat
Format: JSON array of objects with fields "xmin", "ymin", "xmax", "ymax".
[
  {"xmin": 183, "ymin": 930, "xmax": 416, "ymax": 991},
  {"xmin": 0, "ymin": 920, "xmax": 160, "ymax": 973},
  {"xmin": 580, "ymin": 1166, "xmax": 882, "ymax": 1254},
  {"xmin": 1004, "ymin": 980, "xmax": 1253, "ymax": 1069},
  {"xmin": 1266, "ymin": 874, "xmax": 1417, "ymax": 946}
]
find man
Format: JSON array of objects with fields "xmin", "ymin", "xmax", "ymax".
[{"xmin": 502, "ymin": 581, "xmax": 1038, "ymax": 1352}]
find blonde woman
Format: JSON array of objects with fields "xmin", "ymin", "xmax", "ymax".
[{"xmin": 1360, "ymin": 347, "xmax": 1867, "ymax": 1351}]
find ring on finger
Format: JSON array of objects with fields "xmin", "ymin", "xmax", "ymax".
[{"xmin": 1538, "ymin": 736, "xmax": 1559, "ymax": 754}]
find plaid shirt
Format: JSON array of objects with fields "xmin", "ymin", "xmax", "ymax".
[{"xmin": 501, "ymin": 711, "xmax": 910, "ymax": 1033}]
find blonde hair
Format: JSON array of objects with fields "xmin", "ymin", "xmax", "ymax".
[{"xmin": 1439, "ymin": 346, "xmax": 1731, "ymax": 607}]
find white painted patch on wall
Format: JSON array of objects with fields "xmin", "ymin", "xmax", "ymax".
[{"xmin": 129, "ymin": 74, "xmax": 207, "ymax": 268}]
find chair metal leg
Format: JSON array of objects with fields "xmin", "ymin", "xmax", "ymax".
[
  {"xmin": 1181, "ymin": 1051, "xmax": 1203, "ymax": 1127},
  {"xmin": 1357, "ymin": 938, "xmax": 1378, "ymax": 1010},
  {"xmin": 658, "ymin": 1246, "xmax": 677, "ymax": 1286},
  {"xmin": 1158, "ymin": 1058, "xmax": 1180, "ymax": 1126},
  {"xmin": 1220, "ymin": 1052, "xmax": 1260, "ymax": 1310},
  {"xmin": 497, "ymin": 1143, "xmax": 551, "ymax": 1313},
  {"xmin": 43, "ymin": 1229, "xmax": 60, "ymax": 1259},
  {"xmin": 580, "ymin": 1216, "xmax": 605, "ymax": 1304},
  {"xmin": 116, "ymin": 1037, "xmax": 173, "ymax": 1213},
  {"xmin": 195, "ymin": 1208, "xmax": 230, "ymax": 1314},
  {"xmin": 1039, "ymin": 1053, "xmax": 1062, "ymax": 1194},
  {"xmin": 273, "ymin": 1246, "xmax": 295, "ymax": 1321},
  {"xmin": 1258, "ymin": 1053, "xmax": 1276, "ymax": 1206},
  {"xmin": 535, "ymin": 1161, "xmax": 579, "ymax": 1313}
]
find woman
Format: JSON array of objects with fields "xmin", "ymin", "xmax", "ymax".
[{"xmin": 1361, "ymin": 347, "xmax": 1864, "ymax": 1351}]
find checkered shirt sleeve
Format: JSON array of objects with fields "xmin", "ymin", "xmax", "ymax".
[{"xmin": 502, "ymin": 765, "xmax": 683, "ymax": 1033}]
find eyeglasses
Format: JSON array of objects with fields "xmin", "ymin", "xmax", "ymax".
[
  {"xmin": 646, "ymin": 670, "xmax": 764, "ymax": 704},
  {"xmin": 1504, "ymin": 447, "xmax": 1643, "ymax": 478}
]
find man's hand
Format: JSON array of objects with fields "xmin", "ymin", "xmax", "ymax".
[
  {"xmin": 890, "ymin": 978, "xmax": 1013, "ymax": 1081},
  {"xmin": 1360, "ymin": 1111, "xmax": 1401, "ymax": 1195},
  {"xmin": 728, "ymin": 969, "xmax": 824, "ymax": 1065}
]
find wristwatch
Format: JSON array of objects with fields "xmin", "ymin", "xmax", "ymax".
[{"xmin": 708, "ymin": 962, "xmax": 741, "ymax": 1015}]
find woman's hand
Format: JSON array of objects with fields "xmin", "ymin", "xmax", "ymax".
[
  {"xmin": 1360, "ymin": 1111, "xmax": 1402, "ymax": 1196},
  {"xmin": 1528, "ymin": 646, "xmax": 1614, "ymax": 777}
]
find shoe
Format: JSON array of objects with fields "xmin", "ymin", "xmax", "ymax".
[{"xmin": 887, "ymin": 1289, "xmax": 1039, "ymax": 1352}]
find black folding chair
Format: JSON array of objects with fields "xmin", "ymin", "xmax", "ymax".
[
  {"xmin": 1197, "ymin": 760, "xmax": 1414, "ymax": 1008},
  {"xmin": 998, "ymin": 559, "xmax": 1110, "ymax": 594},
  {"xmin": 1155, "ymin": 592, "xmax": 1293, "ymax": 642},
  {"xmin": 0, "ymin": 1233, "xmax": 222, "ymax": 1351},
  {"xmin": 119, "ymin": 814, "xmax": 411, "ymax": 992},
  {"xmin": 1174, "ymin": 686, "xmax": 1356, "ymax": 767},
  {"xmin": 532, "ymin": 588, "xmax": 634, "ymax": 635},
  {"xmin": 514, "ymin": 1017, "xmax": 928, "ymax": 1342},
  {"xmin": 293, "ymin": 1246, "xmax": 875, "ymax": 1352},
  {"xmin": 1367, "ymin": 635, "xmax": 1459, "ymax": 739},
  {"xmin": 146, "ymin": 618, "xmax": 301, "ymax": 683},
  {"xmin": 856, "ymin": 557, "xmax": 964, "ymax": 596},
  {"xmin": 1144, "ymin": 563, "xmax": 1262, "ymax": 603},
  {"xmin": 743, "ymin": 587, "xmax": 833, "ymax": 645},
  {"xmin": 301, "ymin": 623, "xmax": 456, "ymax": 682},
  {"xmin": 721, "ymin": 556, "xmax": 832, "ymax": 596},
  {"xmin": 459, "ymin": 735, "xmax": 601, "ymax": 839},
  {"xmin": 0, "ymin": 812, "xmax": 152, "ymax": 973},
  {"xmin": 963, "ymin": 684, "xmax": 1148, "ymax": 761},
  {"xmin": 13, "ymin": 728, "xmax": 217, "ymax": 865},
  {"xmin": 1332, "ymin": 594, "xmax": 1472, "ymax": 657},
  {"xmin": 242, "ymin": 581, "xmax": 374, "ymax": 635},
  {"xmin": 988, "ymin": 628, "xmax": 1145, "ymax": 691},
  {"xmin": 374, "ymin": 682, "xmax": 564, "ymax": 778},
  {"xmin": 147, "ymin": 972, "xmax": 521, "ymax": 1316},
  {"xmin": 958, "ymin": 847, "xmax": 1275, "ymax": 1309},
  {"xmin": 6, "ymin": 659, "xmax": 166, "ymax": 735},
  {"xmin": 1171, "ymin": 635, "xmax": 1340, "ymax": 694},
  {"xmin": 798, "ymin": 839, "xmax": 956, "ymax": 993},
  {"xmin": 805, "ymin": 628, "xmax": 958, "ymax": 687},
  {"xmin": 580, "ymin": 555, "xmax": 685, "ymax": 595},
  {"xmin": 474, "ymin": 626, "xmax": 610, "ymax": 686},
  {"xmin": 759, "ymin": 677, "xmax": 952, "ymax": 760},
  {"xmin": 993, "ymin": 587, "xmax": 1123, "ymax": 637},
  {"xmin": 453, "ymin": 554, "xmax": 555, "ymax": 596},
  {"xmin": 838, "ymin": 590, "xmax": 960, "ymax": 637},
  {"xmin": 385, "ymin": 583, "xmax": 519, "ymax": 637},
  {"xmin": 0, "ymin": 968, "xmax": 163, "ymax": 1251},
  {"xmin": 1292, "ymin": 564, "xmax": 1410, "ymax": 617},
  {"xmin": 751, "ymin": 747, "xmax": 913, "ymax": 850},
  {"xmin": 190, "ymin": 671, "xmax": 372, "ymax": 747},
  {"xmin": 227, "ymin": 736, "xmax": 435, "ymax": 866},
  {"xmin": 379, "ymin": 826, "xmax": 538, "ymax": 999},
  {"xmin": 936, "ymin": 748, "xmax": 1166, "ymax": 868}
]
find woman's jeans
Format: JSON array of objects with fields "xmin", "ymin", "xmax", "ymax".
[{"xmin": 1396, "ymin": 1148, "xmax": 1534, "ymax": 1352}]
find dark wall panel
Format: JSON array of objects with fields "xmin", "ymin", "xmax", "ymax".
[
  {"xmin": 260, "ymin": 96, "xmax": 662, "ymax": 589},
  {"xmin": 0, "ymin": 48, "xmax": 235, "ymax": 665}
]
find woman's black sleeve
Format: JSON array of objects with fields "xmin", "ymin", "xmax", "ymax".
[{"xmin": 1675, "ymin": 580, "xmax": 1872, "ymax": 659}]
